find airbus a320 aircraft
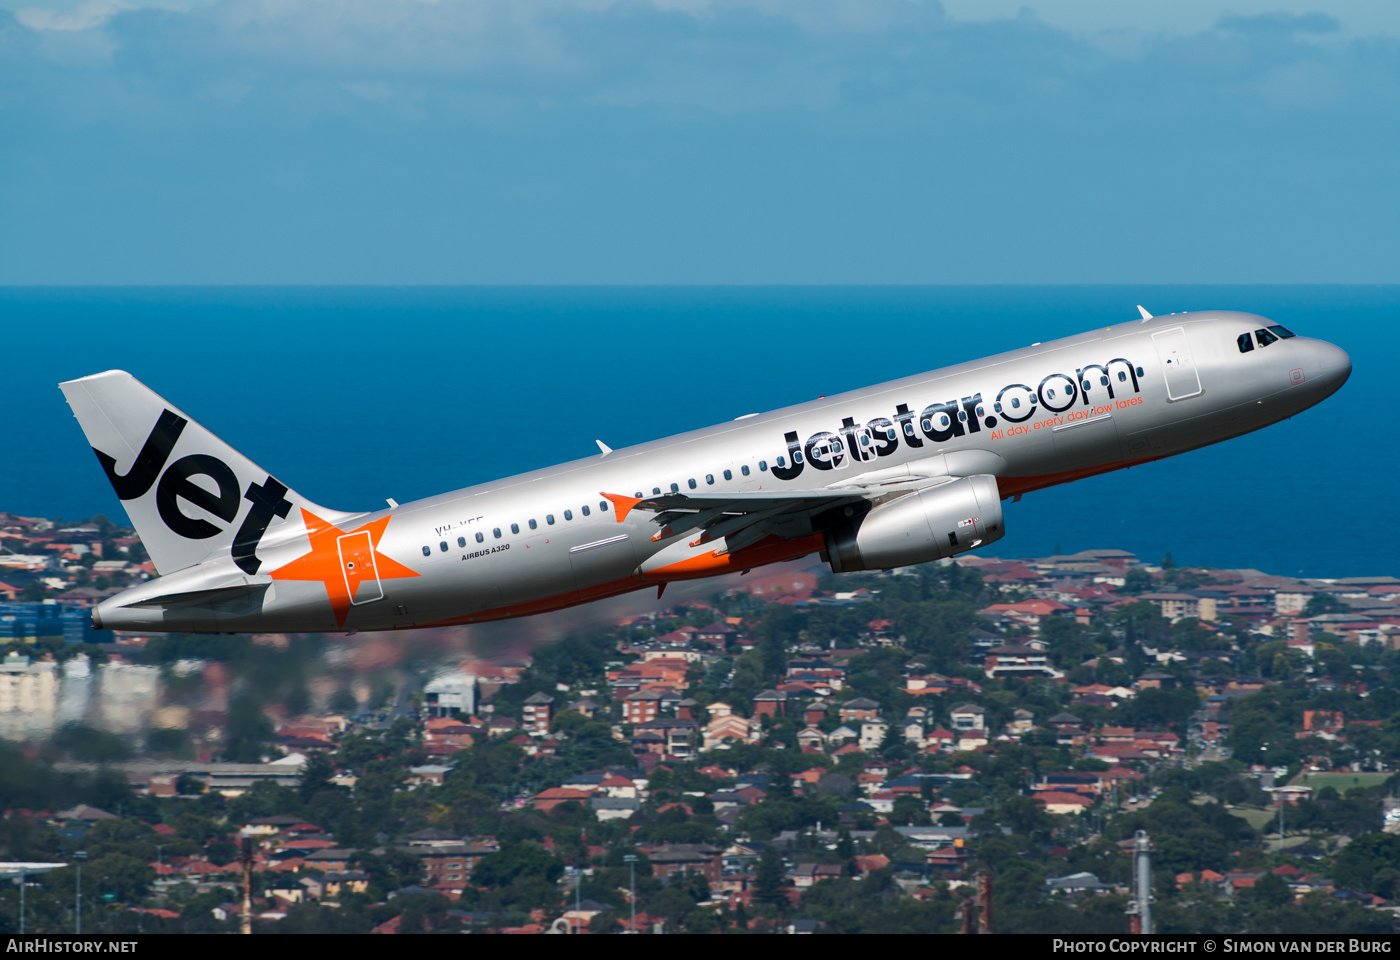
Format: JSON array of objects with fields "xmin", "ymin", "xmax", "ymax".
[{"xmin": 61, "ymin": 309, "xmax": 1349, "ymax": 636}]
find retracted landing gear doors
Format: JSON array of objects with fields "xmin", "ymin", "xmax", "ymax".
[
  {"xmin": 1152, "ymin": 327, "xmax": 1203, "ymax": 401},
  {"xmin": 338, "ymin": 530, "xmax": 385, "ymax": 605}
]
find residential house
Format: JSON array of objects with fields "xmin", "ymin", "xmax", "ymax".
[
  {"xmin": 840, "ymin": 697, "xmax": 881, "ymax": 724},
  {"xmin": 983, "ymin": 644, "xmax": 1063, "ymax": 680},
  {"xmin": 753, "ymin": 690, "xmax": 788, "ymax": 718},
  {"xmin": 645, "ymin": 844, "xmax": 723, "ymax": 882},
  {"xmin": 703, "ymin": 703, "xmax": 757, "ymax": 749},
  {"xmin": 949, "ymin": 704, "xmax": 986, "ymax": 732},
  {"xmin": 859, "ymin": 720, "xmax": 889, "ymax": 752},
  {"xmin": 522, "ymin": 692, "xmax": 554, "ymax": 734},
  {"xmin": 624, "ymin": 689, "xmax": 663, "ymax": 724}
]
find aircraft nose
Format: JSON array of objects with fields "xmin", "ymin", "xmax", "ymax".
[{"xmin": 1312, "ymin": 339, "xmax": 1352, "ymax": 394}]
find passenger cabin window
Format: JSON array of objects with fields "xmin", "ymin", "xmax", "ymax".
[
  {"xmin": 529, "ymin": 519, "xmax": 538, "ymax": 530},
  {"xmin": 546, "ymin": 514, "xmax": 555, "ymax": 525},
  {"xmin": 670, "ymin": 483, "xmax": 679, "ymax": 493},
  {"xmin": 1238, "ymin": 333, "xmax": 1255, "ymax": 353},
  {"xmin": 1268, "ymin": 324, "xmax": 1296, "ymax": 339},
  {"xmin": 439, "ymin": 541, "xmax": 448, "ymax": 552},
  {"xmin": 475, "ymin": 533, "xmax": 484, "ymax": 543},
  {"xmin": 581, "ymin": 504, "xmax": 590, "ymax": 516},
  {"xmin": 653, "ymin": 487, "xmax": 661, "ymax": 495},
  {"xmin": 458, "ymin": 536, "xmax": 467, "ymax": 547},
  {"xmin": 1117, "ymin": 372, "xmax": 1127, "ymax": 382},
  {"xmin": 1135, "ymin": 366, "xmax": 1144, "ymax": 376},
  {"xmin": 1255, "ymin": 328, "xmax": 1279, "ymax": 347},
  {"xmin": 705, "ymin": 474, "xmax": 714, "ymax": 485},
  {"xmin": 564, "ymin": 509, "xmax": 573, "ymax": 521},
  {"xmin": 776, "ymin": 456, "xmax": 786, "ymax": 467},
  {"xmin": 493, "ymin": 527, "xmax": 502, "ymax": 538},
  {"xmin": 422, "ymin": 546, "xmax": 431, "ymax": 557},
  {"xmin": 687, "ymin": 479, "xmax": 696, "ymax": 489},
  {"xmin": 511, "ymin": 523, "xmax": 520, "ymax": 534},
  {"xmin": 759, "ymin": 461, "xmax": 768, "ymax": 471},
  {"xmin": 723, "ymin": 469, "xmax": 733, "ymax": 480},
  {"xmin": 599, "ymin": 501, "xmax": 609, "ymax": 512},
  {"xmin": 741, "ymin": 465, "xmax": 750, "ymax": 476}
]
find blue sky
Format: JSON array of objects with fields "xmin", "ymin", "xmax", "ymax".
[{"xmin": 2, "ymin": 0, "xmax": 1398, "ymax": 283}]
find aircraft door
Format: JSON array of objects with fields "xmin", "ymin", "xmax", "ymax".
[
  {"xmin": 1152, "ymin": 327, "xmax": 1203, "ymax": 401},
  {"xmin": 337, "ymin": 531, "xmax": 384, "ymax": 605}
]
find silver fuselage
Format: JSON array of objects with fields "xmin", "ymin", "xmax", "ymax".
[{"xmin": 94, "ymin": 311, "xmax": 1351, "ymax": 633}]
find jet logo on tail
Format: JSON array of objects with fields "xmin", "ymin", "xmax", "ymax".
[{"xmin": 92, "ymin": 407, "xmax": 293, "ymax": 573}]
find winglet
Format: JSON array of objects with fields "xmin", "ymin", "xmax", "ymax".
[
  {"xmin": 1137, "ymin": 305, "xmax": 1153, "ymax": 320},
  {"xmin": 596, "ymin": 439, "xmax": 613, "ymax": 457},
  {"xmin": 601, "ymin": 491, "xmax": 643, "ymax": 523}
]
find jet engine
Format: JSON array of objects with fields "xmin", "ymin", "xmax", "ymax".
[{"xmin": 822, "ymin": 474, "xmax": 1004, "ymax": 573}]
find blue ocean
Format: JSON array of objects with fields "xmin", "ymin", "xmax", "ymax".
[{"xmin": 3, "ymin": 286, "xmax": 1394, "ymax": 579}]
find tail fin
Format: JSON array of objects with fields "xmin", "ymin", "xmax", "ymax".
[{"xmin": 60, "ymin": 371, "xmax": 358, "ymax": 577}]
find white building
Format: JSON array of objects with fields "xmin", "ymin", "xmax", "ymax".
[
  {"xmin": 0, "ymin": 652, "xmax": 58, "ymax": 739},
  {"xmin": 424, "ymin": 671, "xmax": 476, "ymax": 718}
]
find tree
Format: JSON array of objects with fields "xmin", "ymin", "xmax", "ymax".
[
  {"xmin": 297, "ymin": 751, "xmax": 337, "ymax": 802},
  {"xmin": 472, "ymin": 842, "xmax": 563, "ymax": 889},
  {"xmin": 753, "ymin": 845, "xmax": 789, "ymax": 910},
  {"xmin": 223, "ymin": 695, "xmax": 273, "ymax": 762},
  {"xmin": 1333, "ymin": 833, "xmax": 1400, "ymax": 894},
  {"xmin": 328, "ymin": 687, "xmax": 359, "ymax": 716},
  {"xmin": 1120, "ymin": 568, "xmax": 1155, "ymax": 596},
  {"xmin": 1248, "ymin": 871, "xmax": 1293, "ymax": 907}
]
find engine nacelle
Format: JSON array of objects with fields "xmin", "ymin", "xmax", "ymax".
[{"xmin": 823, "ymin": 474, "xmax": 1004, "ymax": 573}]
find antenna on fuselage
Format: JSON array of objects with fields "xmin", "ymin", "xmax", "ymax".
[{"xmin": 1137, "ymin": 305, "xmax": 1153, "ymax": 321}]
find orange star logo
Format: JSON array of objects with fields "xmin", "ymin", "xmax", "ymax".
[{"xmin": 269, "ymin": 508, "xmax": 419, "ymax": 627}]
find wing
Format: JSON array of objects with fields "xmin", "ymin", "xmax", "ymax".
[{"xmin": 600, "ymin": 449, "xmax": 1007, "ymax": 555}]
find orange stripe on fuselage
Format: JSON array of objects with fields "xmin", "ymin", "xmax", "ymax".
[
  {"xmin": 422, "ymin": 577, "xmax": 651, "ymax": 627},
  {"xmin": 421, "ymin": 533, "xmax": 826, "ymax": 626},
  {"xmin": 997, "ymin": 455, "xmax": 1162, "ymax": 500},
  {"xmin": 639, "ymin": 533, "xmax": 825, "ymax": 582},
  {"xmin": 420, "ymin": 459, "xmax": 1152, "ymax": 629}
]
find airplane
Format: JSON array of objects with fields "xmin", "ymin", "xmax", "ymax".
[{"xmin": 60, "ymin": 308, "xmax": 1350, "ymax": 636}]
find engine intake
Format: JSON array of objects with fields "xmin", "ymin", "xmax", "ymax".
[{"xmin": 823, "ymin": 474, "xmax": 1004, "ymax": 573}]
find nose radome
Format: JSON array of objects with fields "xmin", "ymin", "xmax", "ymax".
[{"xmin": 1313, "ymin": 340, "xmax": 1352, "ymax": 391}]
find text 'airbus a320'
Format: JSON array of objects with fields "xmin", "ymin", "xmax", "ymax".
[{"xmin": 60, "ymin": 308, "xmax": 1349, "ymax": 636}]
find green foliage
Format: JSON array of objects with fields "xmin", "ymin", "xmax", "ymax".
[
  {"xmin": 1120, "ymin": 687, "xmax": 1200, "ymax": 730},
  {"xmin": 52, "ymin": 723, "xmax": 131, "ymax": 763},
  {"xmin": 1112, "ymin": 601, "xmax": 1170, "ymax": 646},
  {"xmin": 752, "ymin": 844, "xmax": 789, "ymax": 910},
  {"xmin": 223, "ymin": 695, "xmax": 274, "ymax": 762},
  {"xmin": 473, "ymin": 842, "xmax": 564, "ymax": 889},
  {"xmin": 1109, "ymin": 798, "xmax": 1256, "ymax": 873},
  {"xmin": 1227, "ymin": 685, "xmax": 1306, "ymax": 767},
  {"xmin": 1333, "ymin": 833, "xmax": 1400, "ymax": 894}
]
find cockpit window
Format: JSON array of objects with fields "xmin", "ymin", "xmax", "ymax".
[
  {"xmin": 1237, "ymin": 332, "xmax": 1254, "ymax": 353},
  {"xmin": 1255, "ymin": 328, "xmax": 1279, "ymax": 347},
  {"xmin": 1268, "ymin": 324, "xmax": 1296, "ymax": 339}
]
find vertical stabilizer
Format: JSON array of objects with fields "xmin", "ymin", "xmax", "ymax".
[{"xmin": 60, "ymin": 371, "xmax": 359, "ymax": 576}]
